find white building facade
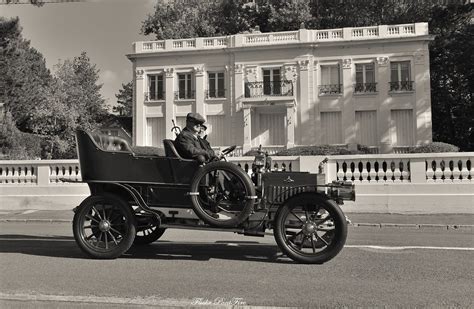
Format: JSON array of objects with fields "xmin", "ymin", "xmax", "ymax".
[{"xmin": 127, "ymin": 23, "xmax": 433, "ymax": 154}]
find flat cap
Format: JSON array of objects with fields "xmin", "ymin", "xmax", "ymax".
[{"xmin": 186, "ymin": 112, "xmax": 206, "ymax": 125}]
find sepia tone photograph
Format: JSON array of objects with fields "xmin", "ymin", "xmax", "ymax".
[{"xmin": 0, "ymin": 0, "xmax": 473, "ymax": 307}]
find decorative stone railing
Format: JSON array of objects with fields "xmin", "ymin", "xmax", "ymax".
[
  {"xmin": 133, "ymin": 23, "xmax": 428, "ymax": 53},
  {"xmin": 0, "ymin": 160, "xmax": 81, "ymax": 185},
  {"xmin": 1, "ymin": 153, "xmax": 473, "ymax": 213},
  {"xmin": 326, "ymin": 153, "xmax": 473, "ymax": 184},
  {"xmin": 228, "ymin": 156, "xmax": 300, "ymax": 176}
]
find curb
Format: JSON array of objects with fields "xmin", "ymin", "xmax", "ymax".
[
  {"xmin": 0, "ymin": 219, "xmax": 71, "ymax": 223},
  {"xmin": 352, "ymin": 222, "xmax": 474, "ymax": 230},
  {"xmin": 1, "ymin": 219, "xmax": 473, "ymax": 230}
]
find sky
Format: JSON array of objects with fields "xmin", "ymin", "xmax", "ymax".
[{"xmin": 0, "ymin": 0, "xmax": 157, "ymax": 108}]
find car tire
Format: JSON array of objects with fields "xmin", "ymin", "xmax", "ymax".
[
  {"xmin": 274, "ymin": 192, "xmax": 347, "ymax": 264},
  {"xmin": 73, "ymin": 194, "xmax": 136, "ymax": 259},
  {"xmin": 134, "ymin": 221, "xmax": 166, "ymax": 245},
  {"xmin": 189, "ymin": 161, "xmax": 256, "ymax": 228}
]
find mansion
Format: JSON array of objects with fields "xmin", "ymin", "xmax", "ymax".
[{"xmin": 127, "ymin": 23, "xmax": 433, "ymax": 154}]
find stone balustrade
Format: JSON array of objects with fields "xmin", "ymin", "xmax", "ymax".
[
  {"xmin": 326, "ymin": 153, "xmax": 473, "ymax": 184},
  {"xmin": 133, "ymin": 23, "xmax": 428, "ymax": 53},
  {"xmin": 1, "ymin": 152, "xmax": 473, "ymax": 213},
  {"xmin": 0, "ymin": 160, "xmax": 81, "ymax": 185}
]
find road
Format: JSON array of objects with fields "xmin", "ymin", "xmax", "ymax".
[{"xmin": 0, "ymin": 222, "xmax": 473, "ymax": 308}]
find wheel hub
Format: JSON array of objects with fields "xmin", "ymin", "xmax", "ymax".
[
  {"xmin": 99, "ymin": 220, "xmax": 111, "ymax": 232},
  {"xmin": 302, "ymin": 222, "xmax": 316, "ymax": 235}
]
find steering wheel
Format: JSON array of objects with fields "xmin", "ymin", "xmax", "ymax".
[{"xmin": 218, "ymin": 145, "xmax": 237, "ymax": 161}]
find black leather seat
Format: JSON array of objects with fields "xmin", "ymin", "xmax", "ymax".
[{"xmin": 163, "ymin": 139, "xmax": 182, "ymax": 159}]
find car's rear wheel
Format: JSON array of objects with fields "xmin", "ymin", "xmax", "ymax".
[
  {"xmin": 190, "ymin": 161, "xmax": 256, "ymax": 228},
  {"xmin": 73, "ymin": 194, "xmax": 136, "ymax": 259},
  {"xmin": 274, "ymin": 193, "xmax": 347, "ymax": 264},
  {"xmin": 134, "ymin": 216, "xmax": 166, "ymax": 245}
]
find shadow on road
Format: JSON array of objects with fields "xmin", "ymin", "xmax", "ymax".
[{"xmin": 0, "ymin": 235, "xmax": 291, "ymax": 263}]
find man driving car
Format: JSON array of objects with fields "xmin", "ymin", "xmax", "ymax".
[{"xmin": 175, "ymin": 113, "xmax": 218, "ymax": 163}]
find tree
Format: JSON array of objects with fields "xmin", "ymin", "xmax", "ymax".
[
  {"xmin": 113, "ymin": 81, "xmax": 133, "ymax": 117},
  {"xmin": 0, "ymin": 17, "xmax": 53, "ymax": 134},
  {"xmin": 1, "ymin": 17, "xmax": 109, "ymax": 159},
  {"xmin": 141, "ymin": 0, "xmax": 219, "ymax": 40},
  {"xmin": 52, "ymin": 52, "xmax": 108, "ymax": 157},
  {"xmin": 428, "ymin": 5, "xmax": 473, "ymax": 151}
]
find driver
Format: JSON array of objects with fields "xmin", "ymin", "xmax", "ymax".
[{"xmin": 175, "ymin": 113, "xmax": 218, "ymax": 163}]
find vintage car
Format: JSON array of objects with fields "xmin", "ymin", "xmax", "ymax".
[{"xmin": 72, "ymin": 129, "xmax": 355, "ymax": 264}]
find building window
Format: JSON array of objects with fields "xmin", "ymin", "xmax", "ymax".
[
  {"xmin": 355, "ymin": 111, "xmax": 377, "ymax": 146},
  {"xmin": 207, "ymin": 72, "xmax": 225, "ymax": 98},
  {"xmin": 263, "ymin": 68, "xmax": 281, "ymax": 95},
  {"xmin": 176, "ymin": 73, "xmax": 194, "ymax": 99},
  {"xmin": 320, "ymin": 65, "xmax": 342, "ymax": 95},
  {"xmin": 147, "ymin": 74, "xmax": 164, "ymax": 100},
  {"xmin": 320, "ymin": 112, "xmax": 343, "ymax": 144},
  {"xmin": 355, "ymin": 63, "xmax": 376, "ymax": 93},
  {"xmin": 245, "ymin": 68, "xmax": 293, "ymax": 97},
  {"xmin": 390, "ymin": 61, "xmax": 413, "ymax": 91},
  {"xmin": 146, "ymin": 117, "xmax": 165, "ymax": 147},
  {"xmin": 206, "ymin": 115, "xmax": 227, "ymax": 146},
  {"xmin": 391, "ymin": 109, "xmax": 414, "ymax": 146}
]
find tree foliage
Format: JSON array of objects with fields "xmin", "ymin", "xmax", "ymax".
[
  {"xmin": 142, "ymin": 0, "xmax": 473, "ymax": 150},
  {"xmin": 1, "ymin": 17, "xmax": 108, "ymax": 159},
  {"xmin": 113, "ymin": 81, "xmax": 133, "ymax": 117}
]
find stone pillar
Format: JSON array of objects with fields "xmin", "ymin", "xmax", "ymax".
[
  {"xmin": 243, "ymin": 106, "xmax": 252, "ymax": 153},
  {"xmin": 414, "ymin": 49, "xmax": 432, "ymax": 145},
  {"xmin": 164, "ymin": 68, "xmax": 175, "ymax": 139},
  {"xmin": 194, "ymin": 66, "xmax": 205, "ymax": 116},
  {"xmin": 286, "ymin": 104, "xmax": 295, "ymax": 149},
  {"xmin": 134, "ymin": 69, "xmax": 146, "ymax": 146},
  {"xmin": 234, "ymin": 64, "xmax": 245, "ymax": 149},
  {"xmin": 313, "ymin": 61, "xmax": 321, "ymax": 145},
  {"xmin": 297, "ymin": 60, "xmax": 310, "ymax": 145},
  {"xmin": 341, "ymin": 58, "xmax": 356, "ymax": 148},
  {"xmin": 376, "ymin": 56, "xmax": 392, "ymax": 153}
]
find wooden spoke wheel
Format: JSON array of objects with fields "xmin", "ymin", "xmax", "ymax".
[
  {"xmin": 190, "ymin": 161, "xmax": 256, "ymax": 228},
  {"xmin": 274, "ymin": 193, "xmax": 347, "ymax": 264},
  {"xmin": 73, "ymin": 194, "xmax": 136, "ymax": 259}
]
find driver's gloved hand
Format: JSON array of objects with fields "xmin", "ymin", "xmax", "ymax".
[{"xmin": 195, "ymin": 155, "xmax": 206, "ymax": 165}]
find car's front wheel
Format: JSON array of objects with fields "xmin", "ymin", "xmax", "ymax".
[
  {"xmin": 274, "ymin": 193, "xmax": 347, "ymax": 264},
  {"xmin": 73, "ymin": 194, "xmax": 136, "ymax": 259}
]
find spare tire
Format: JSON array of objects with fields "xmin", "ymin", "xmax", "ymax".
[{"xmin": 189, "ymin": 161, "xmax": 256, "ymax": 227}]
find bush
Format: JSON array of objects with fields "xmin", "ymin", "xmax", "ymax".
[
  {"xmin": 0, "ymin": 112, "xmax": 43, "ymax": 160},
  {"xmin": 274, "ymin": 145, "xmax": 367, "ymax": 156},
  {"xmin": 408, "ymin": 142, "xmax": 459, "ymax": 153}
]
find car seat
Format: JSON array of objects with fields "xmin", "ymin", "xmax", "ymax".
[
  {"xmin": 92, "ymin": 134, "xmax": 132, "ymax": 152},
  {"xmin": 163, "ymin": 139, "xmax": 182, "ymax": 159}
]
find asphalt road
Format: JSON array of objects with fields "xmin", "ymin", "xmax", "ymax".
[{"xmin": 0, "ymin": 222, "xmax": 473, "ymax": 308}]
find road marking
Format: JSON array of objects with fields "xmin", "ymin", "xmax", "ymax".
[
  {"xmin": 0, "ymin": 237, "xmax": 472, "ymax": 251},
  {"xmin": 0, "ymin": 292, "xmax": 275, "ymax": 308},
  {"xmin": 346, "ymin": 245, "xmax": 474, "ymax": 251},
  {"xmin": 21, "ymin": 210, "xmax": 38, "ymax": 215}
]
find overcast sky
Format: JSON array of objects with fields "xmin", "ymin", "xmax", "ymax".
[{"xmin": 1, "ymin": 0, "xmax": 156, "ymax": 108}]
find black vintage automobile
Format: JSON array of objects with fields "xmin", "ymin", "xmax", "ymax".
[{"xmin": 72, "ymin": 129, "xmax": 355, "ymax": 264}]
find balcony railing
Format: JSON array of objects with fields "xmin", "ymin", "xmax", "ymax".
[
  {"xmin": 319, "ymin": 84, "xmax": 342, "ymax": 95},
  {"xmin": 206, "ymin": 89, "xmax": 226, "ymax": 99},
  {"xmin": 354, "ymin": 82, "xmax": 377, "ymax": 93},
  {"xmin": 145, "ymin": 91, "xmax": 165, "ymax": 101},
  {"xmin": 174, "ymin": 90, "xmax": 195, "ymax": 100},
  {"xmin": 389, "ymin": 81, "xmax": 414, "ymax": 92},
  {"xmin": 244, "ymin": 81, "xmax": 293, "ymax": 98}
]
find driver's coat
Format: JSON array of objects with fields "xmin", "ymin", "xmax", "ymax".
[{"xmin": 175, "ymin": 127, "xmax": 216, "ymax": 160}]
